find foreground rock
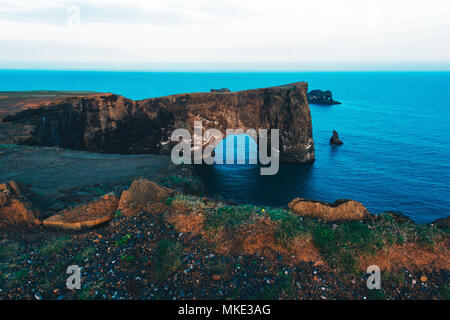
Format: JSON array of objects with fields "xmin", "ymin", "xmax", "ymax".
[
  {"xmin": 307, "ymin": 90, "xmax": 341, "ymax": 105},
  {"xmin": 118, "ymin": 178, "xmax": 175, "ymax": 216},
  {"xmin": 3, "ymin": 82, "xmax": 315, "ymax": 163},
  {"xmin": 43, "ymin": 194, "xmax": 119, "ymax": 230},
  {"xmin": 288, "ymin": 198, "xmax": 370, "ymax": 221},
  {"xmin": 329, "ymin": 130, "xmax": 343, "ymax": 145},
  {"xmin": 432, "ymin": 216, "xmax": 450, "ymax": 230},
  {"xmin": 0, "ymin": 181, "xmax": 39, "ymax": 227}
]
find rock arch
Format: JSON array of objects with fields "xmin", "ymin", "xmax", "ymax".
[{"xmin": 4, "ymin": 82, "xmax": 315, "ymax": 163}]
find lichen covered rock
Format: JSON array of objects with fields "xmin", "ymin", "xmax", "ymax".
[
  {"xmin": 118, "ymin": 178, "xmax": 175, "ymax": 216},
  {"xmin": 43, "ymin": 194, "xmax": 119, "ymax": 230},
  {"xmin": 0, "ymin": 180, "xmax": 39, "ymax": 227},
  {"xmin": 288, "ymin": 198, "xmax": 370, "ymax": 221}
]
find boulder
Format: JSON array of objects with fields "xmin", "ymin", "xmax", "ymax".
[
  {"xmin": 0, "ymin": 181, "xmax": 40, "ymax": 227},
  {"xmin": 43, "ymin": 194, "xmax": 119, "ymax": 230},
  {"xmin": 432, "ymin": 216, "xmax": 450, "ymax": 230},
  {"xmin": 307, "ymin": 90, "xmax": 341, "ymax": 105},
  {"xmin": 288, "ymin": 198, "xmax": 370, "ymax": 221},
  {"xmin": 330, "ymin": 130, "xmax": 343, "ymax": 145},
  {"xmin": 118, "ymin": 179, "xmax": 175, "ymax": 216}
]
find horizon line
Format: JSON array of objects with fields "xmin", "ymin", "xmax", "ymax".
[{"xmin": 2, "ymin": 68, "xmax": 450, "ymax": 73}]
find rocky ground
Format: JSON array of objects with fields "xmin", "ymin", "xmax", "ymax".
[
  {"xmin": 0, "ymin": 200, "xmax": 448, "ymax": 300},
  {"xmin": 0, "ymin": 145, "xmax": 448, "ymax": 300}
]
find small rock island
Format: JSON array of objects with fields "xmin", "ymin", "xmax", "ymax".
[
  {"xmin": 307, "ymin": 89, "xmax": 341, "ymax": 105},
  {"xmin": 330, "ymin": 130, "xmax": 343, "ymax": 145}
]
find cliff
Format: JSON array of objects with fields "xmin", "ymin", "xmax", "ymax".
[{"xmin": 3, "ymin": 83, "xmax": 315, "ymax": 163}]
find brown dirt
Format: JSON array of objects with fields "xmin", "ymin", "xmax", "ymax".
[
  {"xmin": 0, "ymin": 91, "xmax": 109, "ymax": 120},
  {"xmin": 214, "ymin": 217, "xmax": 323, "ymax": 265},
  {"xmin": 360, "ymin": 241, "xmax": 450, "ymax": 271},
  {"xmin": 167, "ymin": 204, "xmax": 322, "ymax": 265},
  {"xmin": 166, "ymin": 211, "xmax": 205, "ymax": 236}
]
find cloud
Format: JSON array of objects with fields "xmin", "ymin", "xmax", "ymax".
[{"xmin": 0, "ymin": 0, "xmax": 449, "ymax": 69}]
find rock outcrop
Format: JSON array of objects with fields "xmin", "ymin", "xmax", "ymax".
[
  {"xmin": 307, "ymin": 90, "xmax": 341, "ymax": 105},
  {"xmin": 432, "ymin": 216, "xmax": 450, "ymax": 230},
  {"xmin": 288, "ymin": 198, "xmax": 370, "ymax": 221},
  {"xmin": 3, "ymin": 82, "xmax": 315, "ymax": 163},
  {"xmin": 42, "ymin": 194, "xmax": 119, "ymax": 230},
  {"xmin": 118, "ymin": 178, "xmax": 175, "ymax": 216},
  {"xmin": 0, "ymin": 181, "xmax": 40, "ymax": 227},
  {"xmin": 330, "ymin": 130, "xmax": 343, "ymax": 145},
  {"xmin": 210, "ymin": 88, "xmax": 231, "ymax": 93}
]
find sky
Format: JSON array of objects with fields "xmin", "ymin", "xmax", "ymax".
[{"xmin": 0, "ymin": 0, "xmax": 450, "ymax": 71}]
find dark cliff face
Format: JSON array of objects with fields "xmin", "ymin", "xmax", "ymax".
[{"xmin": 4, "ymin": 82, "xmax": 315, "ymax": 163}]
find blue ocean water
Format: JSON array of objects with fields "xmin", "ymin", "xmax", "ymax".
[{"xmin": 0, "ymin": 71, "xmax": 449, "ymax": 222}]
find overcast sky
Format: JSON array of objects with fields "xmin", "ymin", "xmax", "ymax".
[{"xmin": 1, "ymin": 0, "xmax": 449, "ymax": 70}]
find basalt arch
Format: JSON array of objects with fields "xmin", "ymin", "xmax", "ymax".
[{"xmin": 3, "ymin": 82, "xmax": 315, "ymax": 163}]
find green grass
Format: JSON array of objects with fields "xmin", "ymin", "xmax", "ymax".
[
  {"xmin": 160, "ymin": 175, "xmax": 202, "ymax": 192},
  {"xmin": 312, "ymin": 221, "xmax": 385, "ymax": 273},
  {"xmin": 165, "ymin": 196, "xmax": 174, "ymax": 206},
  {"xmin": 114, "ymin": 234, "xmax": 132, "ymax": 246},
  {"xmin": 439, "ymin": 283, "xmax": 450, "ymax": 300},
  {"xmin": 0, "ymin": 244, "xmax": 17, "ymax": 262},
  {"xmin": 272, "ymin": 211, "xmax": 303, "ymax": 247},
  {"xmin": 367, "ymin": 288, "xmax": 387, "ymax": 300},
  {"xmin": 205, "ymin": 204, "xmax": 254, "ymax": 230},
  {"xmin": 251, "ymin": 272, "xmax": 293, "ymax": 300},
  {"xmin": 156, "ymin": 240, "xmax": 183, "ymax": 277},
  {"xmin": 171, "ymin": 194, "xmax": 206, "ymax": 209},
  {"xmin": 74, "ymin": 247, "xmax": 95, "ymax": 265},
  {"xmin": 38, "ymin": 237, "xmax": 71, "ymax": 257},
  {"xmin": 14, "ymin": 268, "xmax": 28, "ymax": 280},
  {"xmin": 120, "ymin": 254, "xmax": 136, "ymax": 263},
  {"xmin": 169, "ymin": 194, "xmax": 447, "ymax": 274}
]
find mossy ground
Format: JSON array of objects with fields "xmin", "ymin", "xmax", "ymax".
[
  {"xmin": 169, "ymin": 194, "xmax": 448, "ymax": 274},
  {"xmin": 0, "ymin": 193, "xmax": 448, "ymax": 300}
]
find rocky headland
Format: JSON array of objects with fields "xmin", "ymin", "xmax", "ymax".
[{"xmin": 2, "ymin": 83, "xmax": 315, "ymax": 163}]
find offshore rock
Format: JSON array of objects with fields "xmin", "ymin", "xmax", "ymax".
[
  {"xmin": 330, "ymin": 130, "xmax": 343, "ymax": 145},
  {"xmin": 307, "ymin": 90, "xmax": 341, "ymax": 105}
]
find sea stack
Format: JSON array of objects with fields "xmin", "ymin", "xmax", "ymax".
[
  {"xmin": 307, "ymin": 89, "xmax": 341, "ymax": 105},
  {"xmin": 330, "ymin": 130, "xmax": 343, "ymax": 145}
]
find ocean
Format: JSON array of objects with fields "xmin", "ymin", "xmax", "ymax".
[{"xmin": 0, "ymin": 70, "xmax": 449, "ymax": 223}]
